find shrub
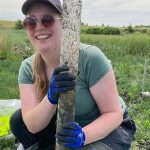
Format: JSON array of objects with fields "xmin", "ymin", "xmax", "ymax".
[
  {"xmin": 86, "ymin": 27, "xmax": 101, "ymax": 34},
  {"xmin": 15, "ymin": 20, "xmax": 23, "ymax": 30},
  {"xmin": 103, "ymin": 26, "xmax": 120, "ymax": 35},
  {"xmin": 140, "ymin": 29, "xmax": 148, "ymax": 34},
  {"xmin": 125, "ymin": 25, "xmax": 135, "ymax": 33},
  {"xmin": 84, "ymin": 26, "xmax": 120, "ymax": 35}
]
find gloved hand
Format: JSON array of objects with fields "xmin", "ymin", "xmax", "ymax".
[
  {"xmin": 47, "ymin": 64, "xmax": 76, "ymax": 104},
  {"xmin": 56, "ymin": 122, "xmax": 85, "ymax": 148}
]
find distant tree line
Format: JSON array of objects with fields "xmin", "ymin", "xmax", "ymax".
[
  {"xmin": 81, "ymin": 24, "xmax": 150, "ymax": 35},
  {"xmin": 14, "ymin": 20, "xmax": 150, "ymax": 35},
  {"xmin": 82, "ymin": 26, "xmax": 121, "ymax": 35}
]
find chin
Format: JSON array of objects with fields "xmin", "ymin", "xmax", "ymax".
[
  {"xmin": 35, "ymin": 43, "xmax": 51, "ymax": 51},
  {"xmin": 39, "ymin": 47, "xmax": 50, "ymax": 53}
]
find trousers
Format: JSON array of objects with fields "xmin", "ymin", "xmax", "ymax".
[
  {"xmin": 10, "ymin": 109, "xmax": 56, "ymax": 149},
  {"xmin": 10, "ymin": 109, "xmax": 136, "ymax": 150}
]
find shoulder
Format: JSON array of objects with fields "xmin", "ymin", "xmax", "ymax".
[
  {"xmin": 79, "ymin": 43, "xmax": 108, "ymax": 60},
  {"xmin": 78, "ymin": 43, "xmax": 112, "ymax": 87},
  {"xmin": 79, "ymin": 43, "xmax": 100, "ymax": 54},
  {"xmin": 21, "ymin": 55, "xmax": 34, "ymax": 67},
  {"xmin": 18, "ymin": 55, "xmax": 35, "ymax": 84},
  {"xmin": 20, "ymin": 54, "xmax": 35, "ymax": 73},
  {"xmin": 79, "ymin": 43, "xmax": 111, "ymax": 64}
]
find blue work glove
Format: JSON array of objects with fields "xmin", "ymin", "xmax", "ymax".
[
  {"xmin": 56, "ymin": 122, "xmax": 85, "ymax": 148},
  {"xmin": 47, "ymin": 65, "xmax": 76, "ymax": 104}
]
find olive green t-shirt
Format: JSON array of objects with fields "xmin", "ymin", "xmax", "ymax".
[{"xmin": 18, "ymin": 43, "xmax": 126, "ymax": 127}]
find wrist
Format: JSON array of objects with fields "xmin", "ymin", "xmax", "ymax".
[{"xmin": 47, "ymin": 92, "xmax": 58, "ymax": 105}]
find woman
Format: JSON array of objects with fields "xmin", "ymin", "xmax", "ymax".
[{"xmin": 10, "ymin": 0, "xmax": 136, "ymax": 149}]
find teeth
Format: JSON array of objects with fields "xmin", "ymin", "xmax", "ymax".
[{"xmin": 36, "ymin": 35, "xmax": 50, "ymax": 39}]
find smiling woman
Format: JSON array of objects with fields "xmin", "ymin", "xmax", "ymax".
[{"xmin": 9, "ymin": 0, "xmax": 136, "ymax": 150}]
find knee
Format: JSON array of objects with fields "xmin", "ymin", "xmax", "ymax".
[{"xmin": 10, "ymin": 109, "xmax": 23, "ymax": 134}]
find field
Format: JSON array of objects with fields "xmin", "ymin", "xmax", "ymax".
[
  {"xmin": 0, "ymin": 21, "xmax": 15, "ymax": 29},
  {"xmin": 0, "ymin": 21, "xmax": 150, "ymax": 149}
]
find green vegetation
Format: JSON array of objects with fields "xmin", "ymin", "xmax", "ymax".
[
  {"xmin": 0, "ymin": 115, "xmax": 11, "ymax": 137},
  {"xmin": 0, "ymin": 20, "xmax": 15, "ymax": 29},
  {"xmin": 0, "ymin": 30, "xmax": 12, "ymax": 60},
  {"xmin": 0, "ymin": 28, "xmax": 33, "ymax": 99},
  {"xmin": 126, "ymin": 24, "xmax": 135, "ymax": 33},
  {"xmin": 81, "ymin": 24, "xmax": 150, "ymax": 35},
  {"xmin": 81, "ymin": 33, "xmax": 150, "ymax": 56},
  {"xmin": 82, "ymin": 26, "xmax": 121, "ymax": 35},
  {"xmin": 0, "ymin": 136, "xmax": 15, "ymax": 150},
  {"xmin": 0, "ymin": 21, "xmax": 150, "ymax": 149},
  {"xmin": 15, "ymin": 20, "xmax": 24, "ymax": 30}
]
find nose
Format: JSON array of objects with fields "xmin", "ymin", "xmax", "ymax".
[{"xmin": 35, "ymin": 21, "xmax": 45, "ymax": 30}]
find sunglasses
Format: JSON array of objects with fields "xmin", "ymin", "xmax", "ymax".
[{"xmin": 23, "ymin": 14, "xmax": 62, "ymax": 31}]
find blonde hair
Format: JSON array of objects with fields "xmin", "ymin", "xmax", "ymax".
[
  {"xmin": 33, "ymin": 52, "xmax": 49, "ymax": 99},
  {"xmin": 31, "ymin": 12, "xmax": 62, "ymax": 99}
]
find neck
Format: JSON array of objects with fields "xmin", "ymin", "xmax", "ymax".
[{"xmin": 40, "ymin": 49, "xmax": 60, "ymax": 71}]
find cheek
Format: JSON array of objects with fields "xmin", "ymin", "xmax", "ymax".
[
  {"xmin": 55, "ymin": 23, "xmax": 62, "ymax": 40},
  {"xmin": 55, "ymin": 21, "xmax": 62, "ymax": 33},
  {"xmin": 27, "ymin": 31, "xmax": 35, "ymax": 44}
]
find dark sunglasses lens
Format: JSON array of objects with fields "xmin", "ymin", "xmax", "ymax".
[
  {"xmin": 42, "ymin": 14, "xmax": 55, "ymax": 27},
  {"xmin": 23, "ymin": 17, "xmax": 36, "ymax": 30}
]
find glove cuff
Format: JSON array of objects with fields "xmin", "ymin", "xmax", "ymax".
[
  {"xmin": 81, "ymin": 131, "xmax": 85, "ymax": 147},
  {"xmin": 47, "ymin": 92, "xmax": 58, "ymax": 105}
]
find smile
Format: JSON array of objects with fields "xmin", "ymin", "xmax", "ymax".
[{"xmin": 36, "ymin": 34, "xmax": 51, "ymax": 40}]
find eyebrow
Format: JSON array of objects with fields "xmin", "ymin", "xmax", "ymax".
[{"xmin": 27, "ymin": 11, "xmax": 56, "ymax": 16}]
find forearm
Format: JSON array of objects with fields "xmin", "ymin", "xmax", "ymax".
[
  {"xmin": 83, "ymin": 112, "xmax": 123, "ymax": 145},
  {"xmin": 23, "ymin": 95, "xmax": 57, "ymax": 134}
]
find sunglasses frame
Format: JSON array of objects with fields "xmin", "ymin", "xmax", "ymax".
[{"xmin": 23, "ymin": 13, "xmax": 62, "ymax": 31}]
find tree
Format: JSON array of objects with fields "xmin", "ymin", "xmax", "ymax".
[
  {"xmin": 15, "ymin": 20, "xmax": 23, "ymax": 30},
  {"xmin": 127, "ymin": 24, "xmax": 134, "ymax": 33}
]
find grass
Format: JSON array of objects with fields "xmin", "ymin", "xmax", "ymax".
[
  {"xmin": 0, "ymin": 26, "xmax": 150, "ymax": 149},
  {"xmin": 81, "ymin": 33, "xmax": 150, "ymax": 56},
  {"xmin": 0, "ymin": 137, "xmax": 15, "ymax": 150},
  {"xmin": 0, "ymin": 60, "xmax": 21, "ymax": 99},
  {"xmin": 0, "ymin": 29, "xmax": 33, "ymax": 99},
  {"xmin": 0, "ymin": 20, "xmax": 15, "ymax": 28},
  {"xmin": 129, "ymin": 98, "xmax": 150, "ymax": 150}
]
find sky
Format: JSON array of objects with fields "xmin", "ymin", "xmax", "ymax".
[{"xmin": 0, "ymin": 0, "xmax": 150, "ymax": 27}]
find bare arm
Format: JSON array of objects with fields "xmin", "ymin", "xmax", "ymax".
[
  {"xmin": 83, "ymin": 69, "xmax": 123, "ymax": 145},
  {"xmin": 20, "ymin": 84, "xmax": 57, "ymax": 134}
]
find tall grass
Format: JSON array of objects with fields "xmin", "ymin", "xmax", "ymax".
[
  {"xmin": 0, "ymin": 29, "xmax": 33, "ymax": 99},
  {"xmin": 0, "ymin": 60, "xmax": 21, "ymax": 99},
  {"xmin": 81, "ymin": 33, "xmax": 150, "ymax": 56},
  {"xmin": 0, "ymin": 30, "xmax": 12, "ymax": 60},
  {"xmin": 0, "ymin": 20, "xmax": 15, "ymax": 28}
]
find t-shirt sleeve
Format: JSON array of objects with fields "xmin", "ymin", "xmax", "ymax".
[
  {"xmin": 18, "ymin": 59, "xmax": 34, "ymax": 84},
  {"xmin": 81, "ymin": 45, "xmax": 112, "ymax": 87}
]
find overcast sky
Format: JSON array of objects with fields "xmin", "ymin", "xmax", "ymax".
[{"xmin": 0, "ymin": 0, "xmax": 150, "ymax": 26}]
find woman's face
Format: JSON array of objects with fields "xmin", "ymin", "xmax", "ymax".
[{"xmin": 25, "ymin": 3, "xmax": 62, "ymax": 53}]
